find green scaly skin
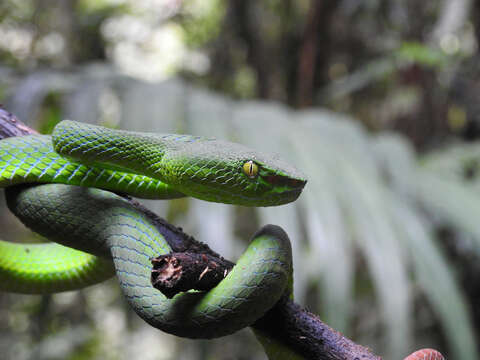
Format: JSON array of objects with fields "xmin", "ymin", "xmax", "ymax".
[
  {"xmin": 0, "ymin": 120, "xmax": 306, "ymax": 342},
  {"xmin": 52, "ymin": 120, "xmax": 306, "ymax": 206},
  {"xmin": 0, "ymin": 134, "xmax": 184, "ymax": 199},
  {"xmin": 0, "ymin": 240, "xmax": 115, "ymax": 293},
  {"xmin": 4, "ymin": 184, "xmax": 293, "ymax": 339}
]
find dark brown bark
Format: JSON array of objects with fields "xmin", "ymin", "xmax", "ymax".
[
  {"xmin": 0, "ymin": 106, "xmax": 381, "ymax": 360},
  {"xmin": 151, "ymin": 252, "xmax": 232, "ymax": 299},
  {"xmin": 296, "ymin": 0, "xmax": 339, "ymax": 108},
  {"xmin": 148, "ymin": 243, "xmax": 380, "ymax": 360},
  {"xmin": 255, "ymin": 298, "xmax": 380, "ymax": 360}
]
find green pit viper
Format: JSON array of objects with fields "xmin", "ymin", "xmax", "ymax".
[
  {"xmin": 0, "ymin": 120, "xmax": 444, "ymax": 360},
  {"xmin": 0, "ymin": 120, "xmax": 306, "ymax": 341}
]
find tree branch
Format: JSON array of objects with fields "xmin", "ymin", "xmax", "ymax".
[
  {"xmin": 0, "ymin": 107, "xmax": 38, "ymax": 137},
  {"xmin": 151, "ymin": 252, "xmax": 232, "ymax": 299},
  {"xmin": 0, "ymin": 106, "xmax": 442, "ymax": 360}
]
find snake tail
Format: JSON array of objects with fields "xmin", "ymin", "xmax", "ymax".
[{"xmin": 0, "ymin": 238, "xmax": 115, "ymax": 294}]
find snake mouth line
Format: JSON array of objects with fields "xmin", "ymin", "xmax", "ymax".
[{"xmin": 264, "ymin": 176, "xmax": 307, "ymax": 190}]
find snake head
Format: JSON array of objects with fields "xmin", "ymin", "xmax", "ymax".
[{"xmin": 157, "ymin": 139, "xmax": 307, "ymax": 207}]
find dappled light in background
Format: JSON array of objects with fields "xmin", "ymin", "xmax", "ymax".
[{"xmin": 0, "ymin": 0, "xmax": 214, "ymax": 79}]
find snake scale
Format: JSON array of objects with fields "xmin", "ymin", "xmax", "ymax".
[
  {"xmin": 0, "ymin": 120, "xmax": 305, "ymax": 338},
  {"xmin": 0, "ymin": 119, "xmax": 445, "ymax": 359}
]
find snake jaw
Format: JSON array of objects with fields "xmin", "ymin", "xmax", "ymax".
[
  {"xmin": 50, "ymin": 120, "xmax": 307, "ymax": 206},
  {"xmin": 156, "ymin": 143, "xmax": 307, "ymax": 206}
]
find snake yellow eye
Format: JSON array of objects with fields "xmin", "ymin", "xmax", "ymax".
[{"xmin": 243, "ymin": 160, "xmax": 258, "ymax": 178}]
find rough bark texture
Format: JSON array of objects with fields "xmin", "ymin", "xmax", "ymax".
[
  {"xmin": 0, "ymin": 107, "xmax": 38, "ymax": 137},
  {"xmin": 149, "ymin": 247, "xmax": 381, "ymax": 359},
  {"xmin": 151, "ymin": 252, "xmax": 232, "ymax": 299},
  {"xmin": 255, "ymin": 297, "xmax": 381, "ymax": 360}
]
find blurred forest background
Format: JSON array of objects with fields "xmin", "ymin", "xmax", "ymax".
[{"xmin": 1, "ymin": 0, "xmax": 480, "ymax": 359}]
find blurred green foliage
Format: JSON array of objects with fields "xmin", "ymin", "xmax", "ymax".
[
  {"xmin": 37, "ymin": 92, "xmax": 63, "ymax": 134},
  {"xmin": 396, "ymin": 42, "xmax": 449, "ymax": 68}
]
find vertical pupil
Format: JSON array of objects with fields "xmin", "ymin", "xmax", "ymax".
[{"xmin": 249, "ymin": 162, "xmax": 253, "ymax": 175}]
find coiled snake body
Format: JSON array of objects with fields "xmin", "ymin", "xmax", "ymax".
[
  {"xmin": 0, "ymin": 120, "xmax": 305, "ymax": 339},
  {"xmin": 0, "ymin": 120, "xmax": 444, "ymax": 359}
]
